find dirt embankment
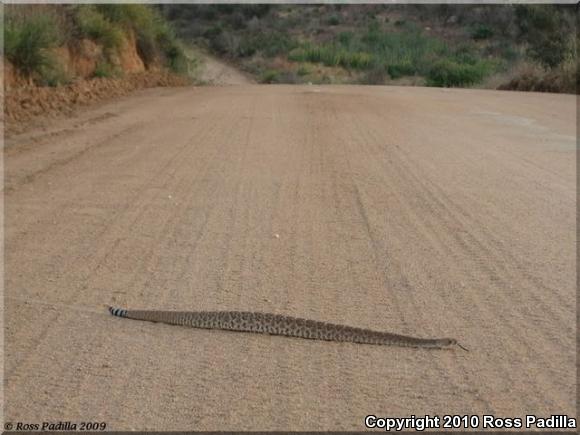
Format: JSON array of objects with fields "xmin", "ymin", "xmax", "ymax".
[
  {"xmin": 4, "ymin": 22, "xmax": 191, "ymax": 137},
  {"xmin": 4, "ymin": 31, "xmax": 147, "ymax": 90},
  {"xmin": 4, "ymin": 71, "xmax": 190, "ymax": 137}
]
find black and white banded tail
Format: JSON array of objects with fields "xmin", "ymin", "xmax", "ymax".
[{"xmin": 109, "ymin": 307, "xmax": 128, "ymax": 318}]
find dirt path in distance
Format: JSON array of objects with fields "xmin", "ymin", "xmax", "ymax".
[{"xmin": 195, "ymin": 49, "xmax": 255, "ymax": 85}]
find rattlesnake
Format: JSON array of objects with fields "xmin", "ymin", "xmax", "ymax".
[{"xmin": 109, "ymin": 307, "xmax": 467, "ymax": 350}]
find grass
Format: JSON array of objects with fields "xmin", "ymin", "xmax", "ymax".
[
  {"xmin": 5, "ymin": 4, "xmax": 193, "ymax": 86},
  {"xmin": 426, "ymin": 59, "xmax": 493, "ymax": 87},
  {"xmin": 161, "ymin": 4, "xmax": 576, "ymax": 92},
  {"xmin": 286, "ymin": 24, "xmax": 496, "ymax": 87},
  {"xmin": 240, "ymin": 20, "xmax": 498, "ymax": 87},
  {"xmin": 74, "ymin": 6, "xmax": 124, "ymax": 54},
  {"xmin": 91, "ymin": 4, "xmax": 190, "ymax": 73},
  {"xmin": 4, "ymin": 13, "xmax": 62, "ymax": 80},
  {"xmin": 93, "ymin": 61, "xmax": 118, "ymax": 78},
  {"xmin": 260, "ymin": 69, "xmax": 280, "ymax": 83},
  {"xmin": 289, "ymin": 45, "xmax": 373, "ymax": 69},
  {"xmin": 296, "ymin": 64, "xmax": 311, "ymax": 76},
  {"xmin": 212, "ymin": 30, "xmax": 298, "ymax": 59},
  {"xmin": 471, "ymin": 25, "xmax": 494, "ymax": 40}
]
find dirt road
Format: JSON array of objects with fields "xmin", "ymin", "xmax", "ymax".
[
  {"xmin": 4, "ymin": 85, "xmax": 576, "ymax": 430},
  {"xmin": 194, "ymin": 49, "xmax": 255, "ymax": 85}
]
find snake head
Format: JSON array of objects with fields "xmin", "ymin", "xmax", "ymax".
[
  {"xmin": 439, "ymin": 338, "xmax": 469, "ymax": 351},
  {"xmin": 439, "ymin": 338, "xmax": 457, "ymax": 347}
]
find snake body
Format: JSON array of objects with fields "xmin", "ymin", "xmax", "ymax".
[{"xmin": 109, "ymin": 307, "xmax": 466, "ymax": 350}]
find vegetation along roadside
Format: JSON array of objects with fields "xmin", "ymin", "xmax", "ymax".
[{"xmin": 162, "ymin": 3, "xmax": 577, "ymax": 92}]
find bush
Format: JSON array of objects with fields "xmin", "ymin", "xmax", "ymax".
[
  {"xmin": 236, "ymin": 32, "xmax": 297, "ymax": 58},
  {"xmin": 260, "ymin": 69, "xmax": 280, "ymax": 83},
  {"xmin": 93, "ymin": 61, "xmax": 117, "ymax": 78},
  {"xmin": 426, "ymin": 59, "xmax": 491, "ymax": 87},
  {"xmin": 453, "ymin": 44, "xmax": 479, "ymax": 65},
  {"xmin": 203, "ymin": 25, "xmax": 223, "ymax": 39},
  {"xmin": 296, "ymin": 65, "xmax": 311, "ymax": 76},
  {"xmin": 359, "ymin": 28, "xmax": 448, "ymax": 76},
  {"xmin": 338, "ymin": 31, "xmax": 353, "ymax": 47},
  {"xmin": 94, "ymin": 4, "xmax": 144, "ymax": 24},
  {"xmin": 515, "ymin": 5, "xmax": 571, "ymax": 68},
  {"xmin": 240, "ymin": 5, "xmax": 271, "ymax": 19},
  {"xmin": 92, "ymin": 4, "xmax": 189, "ymax": 71},
  {"xmin": 289, "ymin": 44, "xmax": 372, "ymax": 70},
  {"xmin": 5, "ymin": 13, "xmax": 61, "ymax": 78},
  {"xmin": 471, "ymin": 25, "xmax": 494, "ymax": 40},
  {"xmin": 326, "ymin": 15, "xmax": 341, "ymax": 26},
  {"xmin": 75, "ymin": 6, "xmax": 123, "ymax": 54},
  {"xmin": 387, "ymin": 62, "xmax": 415, "ymax": 79},
  {"xmin": 164, "ymin": 41, "xmax": 191, "ymax": 74},
  {"xmin": 211, "ymin": 31, "xmax": 241, "ymax": 57},
  {"xmin": 498, "ymin": 59, "xmax": 577, "ymax": 94}
]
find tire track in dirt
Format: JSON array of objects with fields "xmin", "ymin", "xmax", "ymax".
[
  {"xmin": 326, "ymin": 100, "xmax": 496, "ymax": 414},
  {"xmin": 341, "ymin": 98, "xmax": 572, "ymax": 414},
  {"xmin": 76, "ymin": 102, "xmax": 254, "ymax": 423},
  {"xmin": 5, "ymin": 95, "xmax": 247, "ymax": 419},
  {"xmin": 389, "ymin": 139, "xmax": 573, "ymax": 328},
  {"xmin": 348, "ymin": 118, "xmax": 544, "ymax": 412}
]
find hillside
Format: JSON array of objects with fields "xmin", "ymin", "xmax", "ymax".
[
  {"xmin": 4, "ymin": 4, "xmax": 193, "ymax": 87},
  {"xmin": 163, "ymin": 4, "xmax": 577, "ymax": 93},
  {"xmin": 3, "ymin": 4, "xmax": 198, "ymax": 134}
]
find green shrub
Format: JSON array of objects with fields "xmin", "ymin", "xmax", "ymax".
[
  {"xmin": 75, "ymin": 6, "xmax": 123, "ymax": 53},
  {"xmin": 387, "ymin": 61, "xmax": 415, "ymax": 79},
  {"xmin": 93, "ymin": 61, "xmax": 117, "ymax": 78},
  {"xmin": 289, "ymin": 44, "xmax": 372, "ymax": 70},
  {"xmin": 260, "ymin": 69, "xmax": 280, "ymax": 83},
  {"xmin": 362, "ymin": 21, "xmax": 382, "ymax": 45},
  {"xmin": 338, "ymin": 31, "xmax": 353, "ymax": 47},
  {"xmin": 515, "ymin": 5, "xmax": 571, "ymax": 68},
  {"xmin": 203, "ymin": 25, "xmax": 223, "ymax": 39},
  {"xmin": 237, "ymin": 32, "xmax": 297, "ymax": 58},
  {"xmin": 133, "ymin": 11, "xmax": 169, "ymax": 66},
  {"xmin": 163, "ymin": 41, "xmax": 191, "ymax": 74},
  {"xmin": 426, "ymin": 59, "xmax": 491, "ymax": 87},
  {"xmin": 360, "ymin": 28, "xmax": 448, "ymax": 75},
  {"xmin": 296, "ymin": 64, "xmax": 311, "ymax": 76},
  {"xmin": 453, "ymin": 44, "xmax": 479, "ymax": 65},
  {"xmin": 471, "ymin": 25, "xmax": 494, "ymax": 40},
  {"xmin": 154, "ymin": 23, "xmax": 187, "ymax": 71},
  {"xmin": 326, "ymin": 15, "xmax": 341, "ymax": 26},
  {"xmin": 240, "ymin": 5, "xmax": 271, "ymax": 19},
  {"xmin": 238, "ymin": 37, "xmax": 258, "ymax": 57},
  {"xmin": 38, "ymin": 60, "xmax": 71, "ymax": 87},
  {"xmin": 94, "ymin": 4, "xmax": 145, "ymax": 24},
  {"xmin": 92, "ymin": 4, "xmax": 188, "ymax": 71},
  {"xmin": 263, "ymin": 33, "xmax": 297, "ymax": 57},
  {"xmin": 5, "ymin": 14, "xmax": 61, "ymax": 78}
]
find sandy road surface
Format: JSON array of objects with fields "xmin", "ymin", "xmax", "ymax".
[
  {"xmin": 196, "ymin": 51, "xmax": 255, "ymax": 85},
  {"xmin": 4, "ymin": 85, "xmax": 576, "ymax": 430}
]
